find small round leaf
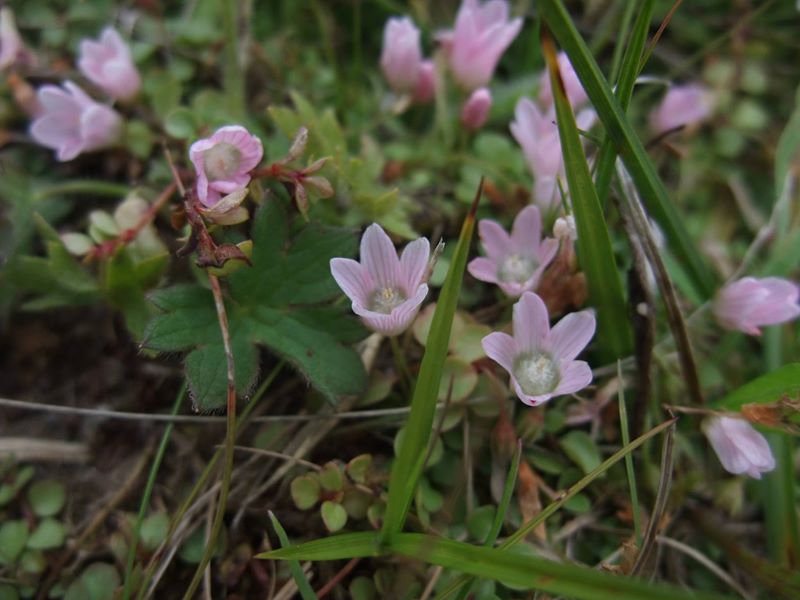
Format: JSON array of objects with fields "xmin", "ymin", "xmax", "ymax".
[
  {"xmin": 27, "ymin": 480, "xmax": 66, "ymax": 517},
  {"xmin": 290, "ymin": 475, "xmax": 321, "ymax": 510},
  {"xmin": 320, "ymin": 501, "xmax": 347, "ymax": 533},
  {"xmin": 26, "ymin": 518, "xmax": 66, "ymax": 550}
]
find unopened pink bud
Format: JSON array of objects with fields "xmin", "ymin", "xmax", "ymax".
[
  {"xmin": 30, "ymin": 81, "xmax": 122, "ymax": 161},
  {"xmin": 380, "ymin": 17, "xmax": 423, "ymax": 94},
  {"xmin": 460, "ymin": 87, "xmax": 492, "ymax": 131},
  {"xmin": 0, "ymin": 7, "xmax": 35, "ymax": 71},
  {"xmin": 78, "ymin": 27, "xmax": 141, "ymax": 101},
  {"xmin": 712, "ymin": 276, "xmax": 800, "ymax": 336},
  {"xmin": 703, "ymin": 416, "xmax": 775, "ymax": 479},
  {"xmin": 413, "ymin": 60, "xmax": 436, "ymax": 104},
  {"xmin": 650, "ymin": 83, "xmax": 713, "ymax": 135}
]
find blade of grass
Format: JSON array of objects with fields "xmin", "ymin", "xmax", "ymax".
[
  {"xmin": 538, "ymin": 0, "xmax": 716, "ymax": 299},
  {"xmin": 258, "ymin": 531, "xmax": 379, "ymax": 561},
  {"xmin": 594, "ymin": 0, "xmax": 655, "ymax": 204},
  {"xmin": 379, "ymin": 180, "xmax": 483, "ymax": 544},
  {"xmin": 617, "ymin": 362, "xmax": 642, "ymax": 546},
  {"xmin": 269, "ymin": 511, "xmax": 318, "ymax": 600},
  {"xmin": 121, "ymin": 384, "xmax": 186, "ymax": 600},
  {"xmin": 435, "ymin": 416, "xmax": 678, "ymax": 600},
  {"xmin": 543, "ymin": 32, "xmax": 632, "ymax": 359},
  {"xmin": 453, "ymin": 440, "xmax": 523, "ymax": 600}
]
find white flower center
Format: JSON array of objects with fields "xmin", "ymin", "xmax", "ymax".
[
  {"xmin": 499, "ymin": 254, "xmax": 536, "ymax": 284},
  {"xmin": 204, "ymin": 142, "xmax": 242, "ymax": 180},
  {"xmin": 369, "ymin": 286, "xmax": 407, "ymax": 314},
  {"xmin": 513, "ymin": 353, "xmax": 560, "ymax": 396}
]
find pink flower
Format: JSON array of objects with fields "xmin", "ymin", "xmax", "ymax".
[
  {"xmin": 0, "ymin": 7, "xmax": 34, "ymax": 71},
  {"xmin": 330, "ymin": 224, "xmax": 430, "ymax": 336},
  {"xmin": 189, "ymin": 125, "xmax": 264, "ymax": 207},
  {"xmin": 460, "ymin": 87, "xmax": 492, "ymax": 131},
  {"xmin": 650, "ymin": 83, "xmax": 713, "ymax": 135},
  {"xmin": 441, "ymin": 0, "xmax": 522, "ymax": 91},
  {"xmin": 468, "ymin": 205, "xmax": 559, "ymax": 297},
  {"xmin": 482, "ymin": 292, "xmax": 596, "ymax": 406},
  {"xmin": 78, "ymin": 27, "xmax": 141, "ymax": 101},
  {"xmin": 538, "ymin": 51, "xmax": 588, "ymax": 109},
  {"xmin": 380, "ymin": 17, "xmax": 423, "ymax": 94},
  {"xmin": 30, "ymin": 81, "xmax": 122, "ymax": 161},
  {"xmin": 712, "ymin": 277, "xmax": 800, "ymax": 336},
  {"xmin": 413, "ymin": 60, "xmax": 436, "ymax": 104},
  {"xmin": 702, "ymin": 416, "xmax": 775, "ymax": 479},
  {"xmin": 510, "ymin": 97, "xmax": 595, "ymax": 213}
]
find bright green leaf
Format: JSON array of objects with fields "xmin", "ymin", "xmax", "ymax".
[
  {"xmin": 26, "ymin": 518, "xmax": 66, "ymax": 550},
  {"xmin": 27, "ymin": 480, "xmax": 65, "ymax": 517}
]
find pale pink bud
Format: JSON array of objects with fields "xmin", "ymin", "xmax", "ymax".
[
  {"xmin": 30, "ymin": 81, "xmax": 122, "ymax": 161},
  {"xmin": 413, "ymin": 60, "xmax": 436, "ymax": 104},
  {"xmin": 650, "ymin": 83, "xmax": 713, "ymax": 135},
  {"xmin": 444, "ymin": 0, "xmax": 522, "ymax": 91},
  {"xmin": 468, "ymin": 205, "xmax": 559, "ymax": 297},
  {"xmin": 0, "ymin": 7, "xmax": 35, "ymax": 71},
  {"xmin": 330, "ymin": 224, "xmax": 430, "ymax": 336},
  {"xmin": 78, "ymin": 27, "xmax": 141, "ymax": 101},
  {"xmin": 553, "ymin": 215, "xmax": 577, "ymax": 242},
  {"xmin": 482, "ymin": 291, "xmax": 596, "ymax": 406},
  {"xmin": 189, "ymin": 125, "xmax": 264, "ymax": 207},
  {"xmin": 702, "ymin": 416, "xmax": 775, "ymax": 479},
  {"xmin": 380, "ymin": 17, "xmax": 423, "ymax": 94},
  {"xmin": 460, "ymin": 87, "xmax": 492, "ymax": 131},
  {"xmin": 538, "ymin": 51, "xmax": 588, "ymax": 109},
  {"xmin": 712, "ymin": 277, "xmax": 800, "ymax": 336}
]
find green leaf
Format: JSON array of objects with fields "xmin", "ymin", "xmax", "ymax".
[
  {"xmin": 80, "ymin": 562, "xmax": 120, "ymax": 600},
  {"xmin": 27, "ymin": 480, "xmax": 66, "ymax": 517},
  {"xmin": 538, "ymin": 0, "xmax": 716, "ymax": 299},
  {"xmin": 544, "ymin": 37, "xmax": 632, "ymax": 359},
  {"xmin": 291, "ymin": 475, "xmax": 321, "ymax": 510},
  {"xmin": 140, "ymin": 513, "xmax": 170, "ymax": 551},
  {"xmin": 164, "ymin": 107, "xmax": 200, "ymax": 140},
  {"xmin": 0, "ymin": 520, "xmax": 29, "ymax": 564},
  {"xmin": 715, "ymin": 364, "xmax": 800, "ymax": 411},
  {"xmin": 321, "ymin": 501, "xmax": 348, "ymax": 533},
  {"xmin": 26, "ymin": 518, "xmax": 66, "ymax": 550},
  {"xmin": 258, "ymin": 531, "xmax": 379, "ymax": 561},
  {"xmin": 143, "ymin": 199, "xmax": 368, "ymax": 409},
  {"xmin": 559, "ymin": 430, "xmax": 602, "ymax": 475},
  {"xmin": 380, "ymin": 186, "xmax": 482, "ymax": 543},
  {"xmin": 268, "ymin": 512, "xmax": 318, "ymax": 600}
]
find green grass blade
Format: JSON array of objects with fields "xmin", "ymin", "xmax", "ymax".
[
  {"xmin": 543, "ymin": 34, "xmax": 632, "ymax": 359},
  {"xmin": 379, "ymin": 182, "xmax": 483, "ymax": 544},
  {"xmin": 594, "ymin": 0, "xmax": 655, "ymax": 204},
  {"xmin": 122, "ymin": 384, "xmax": 186, "ymax": 600},
  {"xmin": 538, "ymin": 0, "xmax": 716, "ymax": 299},
  {"xmin": 617, "ymin": 361, "xmax": 642, "ymax": 545},
  {"xmin": 257, "ymin": 531, "xmax": 380, "ymax": 561},
  {"xmin": 268, "ymin": 512, "xmax": 319, "ymax": 600},
  {"xmin": 389, "ymin": 533, "xmax": 733, "ymax": 600}
]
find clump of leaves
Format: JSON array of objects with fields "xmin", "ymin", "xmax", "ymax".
[{"xmin": 143, "ymin": 197, "xmax": 369, "ymax": 410}]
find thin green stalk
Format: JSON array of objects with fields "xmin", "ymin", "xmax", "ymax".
[
  {"xmin": 34, "ymin": 180, "xmax": 130, "ymax": 200},
  {"xmin": 136, "ymin": 362, "xmax": 283, "ymax": 600},
  {"xmin": 617, "ymin": 361, "xmax": 642, "ymax": 546},
  {"xmin": 122, "ymin": 384, "xmax": 187, "ymax": 600},
  {"xmin": 608, "ymin": 0, "xmax": 638, "ymax": 84},
  {"xmin": 390, "ymin": 335, "xmax": 411, "ymax": 391},
  {"xmin": 222, "ymin": 0, "xmax": 245, "ymax": 120}
]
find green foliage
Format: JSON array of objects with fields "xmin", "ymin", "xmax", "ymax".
[
  {"xmin": 26, "ymin": 518, "xmax": 66, "ymax": 550},
  {"xmin": 715, "ymin": 363, "xmax": 800, "ymax": 411},
  {"xmin": 26, "ymin": 480, "xmax": 65, "ymax": 518},
  {"xmin": 64, "ymin": 563, "xmax": 120, "ymax": 600},
  {"xmin": 144, "ymin": 198, "xmax": 368, "ymax": 410}
]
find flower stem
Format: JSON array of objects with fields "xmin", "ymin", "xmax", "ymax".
[
  {"xmin": 34, "ymin": 180, "xmax": 131, "ymax": 200},
  {"xmin": 390, "ymin": 335, "xmax": 412, "ymax": 391},
  {"xmin": 222, "ymin": 0, "xmax": 246, "ymax": 120}
]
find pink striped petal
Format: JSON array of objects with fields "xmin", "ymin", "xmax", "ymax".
[
  {"xmin": 478, "ymin": 218, "xmax": 513, "ymax": 261},
  {"xmin": 548, "ymin": 309, "xmax": 596, "ymax": 361},
  {"xmin": 361, "ymin": 223, "xmax": 402, "ymax": 288},
  {"xmin": 467, "ymin": 257, "xmax": 500, "ymax": 284},
  {"xmin": 552, "ymin": 360, "xmax": 592, "ymax": 396},
  {"xmin": 510, "ymin": 205, "xmax": 542, "ymax": 255},
  {"xmin": 481, "ymin": 331, "xmax": 517, "ymax": 373},
  {"xmin": 513, "ymin": 291, "xmax": 549, "ymax": 352},
  {"xmin": 400, "ymin": 237, "xmax": 430, "ymax": 292},
  {"xmin": 330, "ymin": 257, "xmax": 372, "ymax": 306}
]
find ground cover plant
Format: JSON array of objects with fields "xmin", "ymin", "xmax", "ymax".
[{"xmin": 0, "ymin": 0, "xmax": 799, "ymax": 598}]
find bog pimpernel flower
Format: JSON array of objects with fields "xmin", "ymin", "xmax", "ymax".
[
  {"xmin": 482, "ymin": 291, "xmax": 596, "ymax": 406},
  {"xmin": 330, "ymin": 224, "xmax": 430, "ymax": 336},
  {"xmin": 468, "ymin": 205, "xmax": 558, "ymax": 297},
  {"xmin": 460, "ymin": 87, "xmax": 492, "ymax": 131},
  {"xmin": 189, "ymin": 125, "xmax": 264, "ymax": 207},
  {"xmin": 380, "ymin": 17, "xmax": 423, "ymax": 94},
  {"xmin": 650, "ymin": 83, "xmax": 714, "ymax": 135},
  {"xmin": 439, "ymin": 0, "xmax": 522, "ymax": 91},
  {"xmin": 510, "ymin": 97, "xmax": 596, "ymax": 213},
  {"xmin": 538, "ymin": 51, "xmax": 588, "ymax": 110},
  {"xmin": 30, "ymin": 81, "xmax": 122, "ymax": 161},
  {"xmin": 78, "ymin": 27, "xmax": 141, "ymax": 101},
  {"xmin": 702, "ymin": 416, "xmax": 775, "ymax": 479},
  {"xmin": 712, "ymin": 276, "xmax": 800, "ymax": 336}
]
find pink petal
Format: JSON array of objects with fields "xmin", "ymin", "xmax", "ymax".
[
  {"xmin": 399, "ymin": 237, "xmax": 430, "ymax": 292},
  {"xmin": 481, "ymin": 331, "xmax": 517, "ymax": 373},
  {"xmin": 460, "ymin": 87, "xmax": 492, "ymax": 131},
  {"xmin": 510, "ymin": 376, "xmax": 552, "ymax": 407},
  {"xmin": 477, "ymin": 218, "xmax": 513, "ymax": 261},
  {"xmin": 380, "ymin": 16, "xmax": 423, "ymax": 93},
  {"xmin": 467, "ymin": 257, "xmax": 500, "ymax": 285},
  {"xmin": 413, "ymin": 60, "xmax": 436, "ymax": 104},
  {"xmin": 510, "ymin": 205, "xmax": 542, "ymax": 254},
  {"xmin": 552, "ymin": 360, "xmax": 592, "ymax": 396},
  {"xmin": 512, "ymin": 292, "xmax": 550, "ymax": 352},
  {"xmin": 354, "ymin": 283, "xmax": 428, "ymax": 336},
  {"xmin": 330, "ymin": 257, "xmax": 372, "ymax": 306},
  {"xmin": 360, "ymin": 223, "xmax": 402, "ymax": 288},
  {"xmin": 548, "ymin": 309, "xmax": 596, "ymax": 361},
  {"xmin": 703, "ymin": 416, "xmax": 775, "ymax": 479}
]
